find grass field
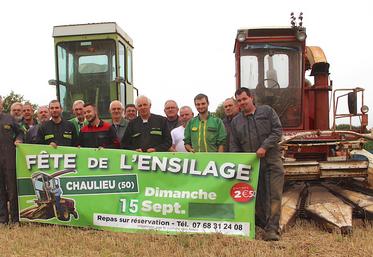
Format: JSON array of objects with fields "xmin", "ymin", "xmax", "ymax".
[{"xmin": 1, "ymin": 221, "xmax": 373, "ymax": 257}]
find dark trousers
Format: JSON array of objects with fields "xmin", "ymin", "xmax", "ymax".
[
  {"xmin": 0, "ymin": 154, "xmax": 19, "ymax": 223},
  {"xmin": 255, "ymin": 148, "xmax": 284, "ymax": 232},
  {"xmin": 55, "ymin": 195, "xmax": 61, "ymax": 213}
]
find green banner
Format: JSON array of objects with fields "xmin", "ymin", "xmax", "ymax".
[{"xmin": 17, "ymin": 144, "xmax": 259, "ymax": 238}]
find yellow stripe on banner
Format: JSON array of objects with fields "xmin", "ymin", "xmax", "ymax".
[
  {"xmin": 198, "ymin": 121, "xmax": 202, "ymax": 152},
  {"xmin": 203, "ymin": 121, "xmax": 208, "ymax": 152}
]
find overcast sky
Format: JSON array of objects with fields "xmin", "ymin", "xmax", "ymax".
[{"xmin": 1, "ymin": 1, "xmax": 371, "ymax": 127}]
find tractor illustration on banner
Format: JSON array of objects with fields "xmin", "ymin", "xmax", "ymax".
[{"xmin": 20, "ymin": 169, "xmax": 78, "ymax": 222}]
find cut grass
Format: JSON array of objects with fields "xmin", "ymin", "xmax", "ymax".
[{"xmin": 1, "ymin": 220, "xmax": 373, "ymax": 257}]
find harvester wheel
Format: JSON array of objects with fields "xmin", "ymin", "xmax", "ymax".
[{"xmin": 58, "ymin": 206, "xmax": 70, "ymax": 221}]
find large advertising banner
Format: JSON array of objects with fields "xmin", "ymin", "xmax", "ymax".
[{"xmin": 16, "ymin": 144, "xmax": 259, "ymax": 238}]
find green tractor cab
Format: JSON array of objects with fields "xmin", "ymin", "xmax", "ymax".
[{"xmin": 50, "ymin": 22, "xmax": 137, "ymax": 119}]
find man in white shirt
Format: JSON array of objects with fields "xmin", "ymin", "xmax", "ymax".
[{"xmin": 170, "ymin": 106, "xmax": 194, "ymax": 152}]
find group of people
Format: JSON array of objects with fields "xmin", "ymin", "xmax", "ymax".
[{"xmin": 0, "ymin": 87, "xmax": 284, "ymax": 241}]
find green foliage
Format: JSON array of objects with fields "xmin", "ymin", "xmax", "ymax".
[
  {"xmin": 1, "ymin": 91, "xmax": 38, "ymax": 114},
  {"xmin": 335, "ymin": 124, "xmax": 361, "ymax": 131},
  {"xmin": 336, "ymin": 124, "xmax": 373, "ymax": 151},
  {"xmin": 364, "ymin": 140, "xmax": 373, "ymax": 151},
  {"xmin": 335, "ymin": 124, "xmax": 369, "ymax": 133},
  {"xmin": 2, "ymin": 91, "xmax": 25, "ymax": 113},
  {"xmin": 214, "ymin": 102, "xmax": 225, "ymax": 119}
]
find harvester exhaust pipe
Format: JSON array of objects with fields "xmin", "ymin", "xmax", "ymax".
[{"xmin": 311, "ymin": 62, "xmax": 330, "ymax": 130}]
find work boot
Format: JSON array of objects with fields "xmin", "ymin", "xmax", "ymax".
[{"xmin": 263, "ymin": 230, "xmax": 280, "ymax": 241}]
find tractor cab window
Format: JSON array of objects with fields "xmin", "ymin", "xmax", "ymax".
[
  {"xmin": 264, "ymin": 54, "xmax": 289, "ymax": 88},
  {"xmin": 240, "ymin": 56, "xmax": 258, "ymax": 88},
  {"xmin": 127, "ymin": 49, "xmax": 133, "ymax": 84},
  {"xmin": 56, "ymin": 39, "xmax": 116, "ymax": 119},
  {"xmin": 78, "ymin": 55, "xmax": 108, "ymax": 73},
  {"xmin": 240, "ymin": 43, "xmax": 302, "ymax": 127}
]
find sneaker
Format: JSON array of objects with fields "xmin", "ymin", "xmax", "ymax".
[{"xmin": 263, "ymin": 230, "xmax": 280, "ymax": 241}]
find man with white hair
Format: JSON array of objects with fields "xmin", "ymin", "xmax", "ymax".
[
  {"xmin": 109, "ymin": 100, "xmax": 128, "ymax": 142},
  {"xmin": 10, "ymin": 102, "xmax": 23, "ymax": 123},
  {"xmin": 0, "ymin": 96, "xmax": 23, "ymax": 224},
  {"xmin": 170, "ymin": 106, "xmax": 194, "ymax": 152},
  {"xmin": 69, "ymin": 100, "xmax": 87, "ymax": 134},
  {"xmin": 121, "ymin": 95, "xmax": 171, "ymax": 152}
]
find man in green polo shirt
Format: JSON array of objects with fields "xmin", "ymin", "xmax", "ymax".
[{"xmin": 184, "ymin": 94, "xmax": 226, "ymax": 152}]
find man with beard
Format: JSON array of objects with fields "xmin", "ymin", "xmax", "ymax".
[
  {"xmin": 122, "ymin": 95, "xmax": 171, "ymax": 152},
  {"xmin": 79, "ymin": 103, "xmax": 119, "ymax": 149},
  {"xmin": 69, "ymin": 100, "xmax": 87, "ymax": 134},
  {"xmin": 184, "ymin": 94, "xmax": 226, "ymax": 152},
  {"xmin": 36, "ymin": 100, "xmax": 78, "ymax": 147},
  {"xmin": 0, "ymin": 96, "xmax": 23, "ymax": 225},
  {"xmin": 124, "ymin": 104, "xmax": 137, "ymax": 121},
  {"xmin": 25, "ymin": 105, "xmax": 50, "ymax": 144},
  {"xmin": 10, "ymin": 102, "xmax": 23, "ymax": 124},
  {"xmin": 109, "ymin": 100, "xmax": 128, "ymax": 142}
]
